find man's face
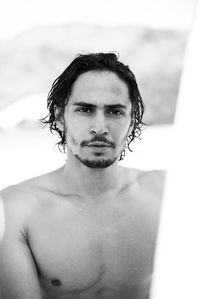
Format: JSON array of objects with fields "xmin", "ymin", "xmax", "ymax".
[{"xmin": 63, "ymin": 71, "xmax": 133, "ymax": 168}]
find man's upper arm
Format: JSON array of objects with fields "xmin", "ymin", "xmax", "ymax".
[{"xmin": 0, "ymin": 192, "xmax": 43, "ymax": 299}]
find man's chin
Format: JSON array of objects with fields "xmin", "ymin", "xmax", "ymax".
[{"xmin": 75, "ymin": 155, "xmax": 117, "ymax": 169}]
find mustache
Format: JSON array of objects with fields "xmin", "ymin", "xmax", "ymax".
[{"xmin": 81, "ymin": 136, "xmax": 115, "ymax": 148}]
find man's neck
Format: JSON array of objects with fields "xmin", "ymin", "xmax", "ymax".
[{"xmin": 60, "ymin": 155, "xmax": 122, "ymax": 198}]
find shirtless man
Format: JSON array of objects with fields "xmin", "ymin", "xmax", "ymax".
[{"xmin": 0, "ymin": 53, "xmax": 165, "ymax": 299}]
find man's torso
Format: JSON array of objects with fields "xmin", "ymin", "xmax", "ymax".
[{"xmin": 2, "ymin": 168, "xmax": 165, "ymax": 299}]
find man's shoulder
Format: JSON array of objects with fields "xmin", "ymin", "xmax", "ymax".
[
  {"xmin": 123, "ymin": 166, "xmax": 166, "ymax": 182},
  {"xmin": 0, "ymin": 167, "xmax": 63, "ymax": 215},
  {"xmin": 138, "ymin": 168, "xmax": 166, "ymax": 185},
  {"xmin": 0, "ymin": 167, "xmax": 59, "ymax": 201},
  {"xmin": 0, "ymin": 182, "xmax": 38, "ymax": 218},
  {"xmin": 0, "ymin": 173, "xmax": 51, "ymax": 216},
  {"xmin": 1, "ymin": 175, "xmax": 39, "ymax": 199},
  {"xmin": 123, "ymin": 166, "xmax": 166, "ymax": 197},
  {"xmin": 0, "ymin": 170, "xmax": 62, "ymax": 238}
]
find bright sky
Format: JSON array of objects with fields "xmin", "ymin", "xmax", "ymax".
[{"xmin": 0, "ymin": 0, "xmax": 197, "ymax": 41}]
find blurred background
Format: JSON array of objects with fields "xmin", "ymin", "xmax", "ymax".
[{"xmin": 0, "ymin": 0, "xmax": 197, "ymax": 189}]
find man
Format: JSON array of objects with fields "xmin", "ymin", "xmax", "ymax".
[{"xmin": 0, "ymin": 53, "xmax": 165, "ymax": 299}]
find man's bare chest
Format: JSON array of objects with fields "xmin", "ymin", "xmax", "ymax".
[{"xmin": 27, "ymin": 194, "xmax": 157, "ymax": 298}]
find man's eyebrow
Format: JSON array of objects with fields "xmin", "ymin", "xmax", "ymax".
[
  {"xmin": 73, "ymin": 101, "xmax": 96, "ymax": 108},
  {"xmin": 72, "ymin": 101, "xmax": 127, "ymax": 109},
  {"xmin": 105, "ymin": 104, "xmax": 127, "ymax": 110}
]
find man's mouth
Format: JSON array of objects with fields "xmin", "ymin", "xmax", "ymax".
[
  {"xmin": 81, "ymin": 138, "xmax": 115, "ymax": 148},
  {"xmin": 86, "ymin": 142, "xmax": 112, "ymax": 147}
]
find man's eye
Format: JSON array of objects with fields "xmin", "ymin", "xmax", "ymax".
[
  {"xmin": 108, "ymin": 109, "xmax": 123, "ymax": 116},
  {"xmin": 76, "ymin": 107, "xmax": 93, "ymax": 113}
]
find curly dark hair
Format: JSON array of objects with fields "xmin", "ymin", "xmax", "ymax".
[{"xmin": 42, "ymin": 52, "xmax": 145, "ymax": 161}]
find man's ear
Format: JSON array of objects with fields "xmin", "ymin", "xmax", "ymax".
[{"xmin": 54, "ymin": 106, "xmax": 64, "ymax": 131}]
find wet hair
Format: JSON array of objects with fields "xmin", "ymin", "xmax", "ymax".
[{"xmin": 42, "ymin": 52, "xmax": 145, "ymax": 160}]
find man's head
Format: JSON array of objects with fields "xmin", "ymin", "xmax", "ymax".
[{"xmin": 43, "ymin": 52, "xmax": 145, "ymax": 166}]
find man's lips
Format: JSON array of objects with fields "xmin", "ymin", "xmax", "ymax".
[
  {"xmin": 81, "ymin": 138, "xmax": 115, "ymax": 148},
  {"xmin": 86, "ymin": 142, "xmax": 112, "ymax": 147}
]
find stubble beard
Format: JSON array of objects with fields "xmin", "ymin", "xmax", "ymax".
[
  {"xmin": 66, "ymin": 132, "xmax": 128, "ymax": 169},
  {"xmin": 74, "ymin": 154, "xmax": 118, "ymax": 169}
]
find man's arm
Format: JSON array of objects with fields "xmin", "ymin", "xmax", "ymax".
[{"xmin": 0, "ymin": 192, "xmax": 43, "ymax": 299}]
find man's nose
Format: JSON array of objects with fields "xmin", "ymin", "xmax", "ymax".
[{"xmin": 90, "ymin": 112, "xmax": 109, "ymax": 135}]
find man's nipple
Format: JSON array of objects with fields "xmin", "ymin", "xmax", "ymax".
[{"xmin": 51, "ymin": 278, "xmax": 62, "ymax": 287}]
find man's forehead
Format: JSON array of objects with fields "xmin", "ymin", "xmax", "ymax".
[
  {"xmin": 68, "ymin": 71, "xmax": 130, "ymax": 106},
  {"xmin": 71, "ymin": 71, "xmax": 129, "ymax": 95}
]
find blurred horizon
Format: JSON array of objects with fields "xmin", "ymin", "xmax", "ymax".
[
  {"xmin": 0, "ymin": 0, "xmax": 196, "ymax": 126},
  {"xmin": 0, "ymin": 24, "xmax": 188, "ymax": 126}
]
